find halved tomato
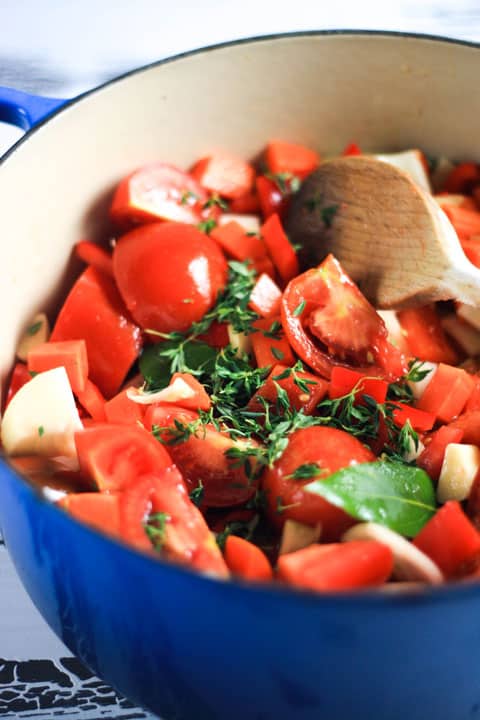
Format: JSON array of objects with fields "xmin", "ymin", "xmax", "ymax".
[
  {"xmin": 281, "ymin": 254, "xmax": 406, "ymax": 380},
  {"xmin": 262, "ymin": 425, "xmax": 376, "ymax": 541},
  {"xmin": 144, "ymin": 404, "xmax": 260, "ymax": 507},
  {"xmin": 120, "ymin": 471, "xmax": 228, "ymax": 576}
]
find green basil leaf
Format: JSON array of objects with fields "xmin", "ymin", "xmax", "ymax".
[
  {"xmin": 139, "ymin": 340, "xmax": 217, "ymax": 391},
  {"xmin": 305, "ymin": 460, "xmax": 436, "ymax": 537}
]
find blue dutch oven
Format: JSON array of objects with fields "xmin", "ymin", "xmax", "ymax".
[{"xmin": 0, "ymin": 31, "xmax": 479, "ymax": 720}]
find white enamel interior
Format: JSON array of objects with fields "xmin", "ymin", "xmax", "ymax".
[{"xmin": 1, "ymin": 33, "xmax": 479, "ymax": 397}]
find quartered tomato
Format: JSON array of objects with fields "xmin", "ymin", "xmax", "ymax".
[
  {"xmin": 262, "ymin": 426, "xmax": 375, "ymax": 541},
  {"xmin": 144, "ymin": 404, "xmax": 259, "ymax": 507},
  {"xmin": 110, "ymin": 162, "xmax": 210, "ymax": 227},
  {"xmin": 113, "ymin": 222, "xmax": 228, "ymax": 334},
  {"xmin": 281, "ymin": 254, "xmax": 406, "ymax": 380},
  {"xmin": 119, "ymin": 470, "xmax": 228, "ymax": 576}
]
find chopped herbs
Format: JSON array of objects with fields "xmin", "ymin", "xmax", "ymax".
[
  {"xmin": 216, "ymin": 514, "xmax": 259, "ymax": 550},
  {"xmin": 180, "ymin": 190, "xmax": 199, "ymax": 205},
  {"xmin": 285, "ymin": 462, "xmax": 325, "ymax": 480},
  {"xmin": 197, "ymin": 218, "xmax": 217, "ymax": 234},
  {"xmin": 37, "ymin": 425, "xmax": 44, "ymax": 437},
  {"xmin": 189, "ymin": 480, "xmax": 205, "ymax": 507},
  {"xmin": 321, "ymin": 204, "xmax": 339, "ymax": 228},
  {"xmin": 263, "ymin": 320, "xmax": 283, "ymax": 339},
  {"xmin": 143, "ymin": 511, "xmax": 170, "ymax": 550},
  {"xmin": 203, "ymin": 194, "xmax": 229, "ymax": 211},
  {"xmin": 292, "ymin": 299, "xmax": 306, "ymax": 317},
  {"xmin": 304, "ymin": 194, "xmax": 338, "ymax": 227},
  {"xmin": 27, "ymin": 320, "xmax": 42, "ymax": 336},
  {"xmin": 271, "ymin": 347, "xmax": 284, "ymax": 361},
  {"xmin": 266, "ymin": 171, "xmax": 301, "ymax": 195}
]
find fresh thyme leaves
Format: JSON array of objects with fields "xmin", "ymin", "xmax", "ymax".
[
  {"xmin": 180, "ymin": 190, "xmax": 199, "ymax": 205},
  {"xmin": 38, "ymin": 425, "xmax": 45, "ymax": 437},
  {"xmin": 27, "ymin": 320, "xmax": 42, "ymax": 336},
  {"xmin": 203, "ymin": 194, "xmax": 229, "ymax": 211},
  {"xmin": 285, "ymin": 462, "xmax": 325, "ymax": 480},
  {"xmin": 197, "ymin": 218, "xmax": 217, "ymax": 234},
  {"xmin": 276, "ymin": 497, "xmax": 300, "ymax": 514},
  {"xmin": 387, "ymin": 359, "xmax": 432, "ymax": 403},
  {"xmin": 266, "ymin": 171, "xmax": 301, "ymax": 195},
  {"xmin": 140, "ymin": 261, "xmax": 259, "ymax": 390},
  {"xmin": 263, "ymin": 320, "xmax": 283, "ymax": 339},
  {"xmin": 271, "ymin": 347, "xmax": 284, "ymax": 361},
  {"xmin": 304, "ymin": 194, "xmax": 338, "ymax": 227},
  {"xmin": 143, "ymin": 511, "xmax": 170, "ymax": 550},
  {"xmin": 216, "ymin": 514, "xmax": 259, "ymax": 550},
  {"xmin": 189, "ymin": 480, "xmax": 205, "ymax": 507},
  {"xmin": 292, "ymin": 299, "xmax": 306, "ymax": 317}
]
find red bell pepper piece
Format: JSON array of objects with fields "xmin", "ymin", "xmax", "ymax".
[
  {"xmin": 50, "ymin": 266, "xmax": 142, "ymax": 398},
  {"xmin": 443, "ymin": 205, "xmax": 480, "ymax": 241},
  {"xmin": 4, "ymin": 362, "xmax": 31, "ymax": 409},
  {"xmin": 342, "ymin": 142, "xmax": 362, "ymax": 156},
  {"xmin": 265, "ymin": 140, "xmax": 320, "ymax": 179},
  {"xmin": 390, "ymin": 403, "xmax": 436, "ymax": 432},
  {"xmin": 261, "ymin": 213, "xmax": 299, "ymax": 284},
  {"xmin": 75, "ymin": 240, "xmax": 114, "ymax": 277},
  {"xmin": 442, "ymin": 162, "xmax": 480, "ymax": 194},
  {"xmin": 413, "ymin": 501, "xmax": 480, "ymax": 577},
  {"xmin": 224, "ymin": 536, "xmax": 273, "ymax": 582},
  {"xmin": 397, "ymin": 305, "xmax": 459, "ymax": 365},
  {"xmin": 27, "ymin": 339, "xmax": 89, "ymax": 394},
  {"xmin": 58, "ymin": 493, "xmax": 121, "ymax": 537},
  {"xmin": 251, "ymin": 317, "xmax": 295, "ymax": 369},
  {"xmin": 75, "ymin": 378, "xmax": 107, "ymax": 422},
  {"xmin": 417, "ymin": 425, "xmax": 464, "ymax": 481},
  {"xmin": 460, "ymin": 238, "xmax": 480, "ymax": 268},
  {"xmin": 229, "ymin": 190, "xmax": 261, "ymax": 214},
  {"xmin": 329, "ymin": 366, "xmax": 388, "ymax": 404},
  {"xmin": 277, "ymin": 541, "xmax": 393, "ymax": 592},
  {"xmin": 416, "ymin": 363, "xmax": 475, "ymax": 423},
  {"xmin": 247, "ymin": 363, "xmax": 328, "ymax": 416},
  {"xmin": 104, "ymin": 388, "xmax": 145, "ymax": 425},
  {"xmin": 210, "ymin": 221, "xmax": 267, "ymax": 261},
  {"xmin": 255, "ymin": 175, "xmax": 288, "ymax": 220}
]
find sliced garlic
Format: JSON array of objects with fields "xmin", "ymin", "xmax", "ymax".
[
  {"xmin": 227, "ymin": 325, "xmax": 252, "ymax": 357},
  {"xmin": 126, "ymin": 376, "xmax": 195, "ymax": 405},
  {"xmin": 219, "ymin": 213, "xmax": 261, "ymax": 234},
  {"xmin": 437, "ymin": 443, "xmax": 480, "ymax": 504},
  {"xmin": 278, "ymin": 519, "xmax": 322, "ymax": 556},
  {"xmin": 16, "ymin": 312, "xmax": 50, "ymax": 362},
  {"xmin": 342, "ymin": 522, "xmax": 443, "ymax": 584},
  {"xmin": 377, "ymin": 310, "xmax": 410, "ymax": 353},
  {"xmin": 1, "ymin": 366, "xmax": 82, "ymax": 460}
]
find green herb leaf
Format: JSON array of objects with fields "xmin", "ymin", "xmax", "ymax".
[
  {"xmin": 144, "ymin": 511, "xmax": 169, "ymax": 551},
  {"xmin": 285, "ymin": 462, "xmax": 325, "ymax": 480},
  {"xmin": 197, "ymin": 218, "xmax": 217, "ymax": 234},
  {"xmin": 321, "ymin": 204, "xmax": 339, "ymax": 228},
  {"xmin": 292, "ymin": 299, "xmax": 306, "ymax": 317},
  {"xmin": 306, "ymin": 460, "xmax": 436, "ymax": 537},
  {"xmin": 203, "ymin": 194, "xmax": 229, "ymax": 211},
  {"xmin": 271, "ymin": 346, "xmax": 284, "ymax": 361},
  {"xmin": 27, "ymin": 320, "xmax": 42, "ymax": 336},
  {"xmin": 189, "ymin": 480, "xmax": 205, "ymax": 507},
  {"xmin": 37, "ymin": 425, "xmax": 44, "ymax": 437},
  {"xmin": 140, "ymin": 340, "xmax": 216, "ymax": 391}
]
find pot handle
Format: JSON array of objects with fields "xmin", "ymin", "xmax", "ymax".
[{"xmin": 0, "ymin": 86, "xmax": 66, "ymax": 130}]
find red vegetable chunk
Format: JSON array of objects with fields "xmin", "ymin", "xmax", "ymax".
[{"xmin": 50, "ymin": 266, "xmax": 141, "ymax": 398}]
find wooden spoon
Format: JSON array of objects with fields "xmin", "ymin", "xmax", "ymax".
[{"xmin": 286, "ymin": 156, "xmax": 480, "ymax": 309}]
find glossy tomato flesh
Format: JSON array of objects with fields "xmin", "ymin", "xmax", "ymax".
[
  {"xmin": 113, "ymin": 222, "xmax": 228, "ymax": 333},
  {"xmin": 262, "ymin": 425, "xmax": 375, "ymax": 541}
]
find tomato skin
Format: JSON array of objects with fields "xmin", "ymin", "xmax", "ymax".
[
  {"xmin": 281, "ymin": 255, "xmax": 388, "ymax": 379},
  {"xmin": 110, "ymin": 162, "xmax": 209, "ymax": 227},
  {"xmin": 144, "ymin": 404, "xmax": 259, "ymax": 507},
  {"xmin": 75, "ymin": 424, "xmax": 176, "ymax": 492},
  {"xmin": 113, "ymin": 222, "xmax": 228, "ymax": 334},
  {"xmin": 119, "ymin": 471, "xmax": 228, "ymax": 576},
  {"xmin": 262, "ymin": 426, "xmax": 375, "ymax": 541}
]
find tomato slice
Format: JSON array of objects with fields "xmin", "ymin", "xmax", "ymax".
[
  {"xmin": 120, "ymin": 471, "xmax": 228, "ymax": 576},
  {"xmin": 110, "ymin": 163, "xmax": 209, "ymax": 227},
  {"xmin": 75, "ymin": 424, "xmax": 175, "ymax": 492},
  {"xmin": 281, "ymin": 254, "xmax": 393, "ymax": 379},
  {"xmin": 144, "ymin": 404, "xmax": 259, "ymax": 507},
  {"xmin": 262, "ymin": 425, "xmax": 376, "ymax": 541}
]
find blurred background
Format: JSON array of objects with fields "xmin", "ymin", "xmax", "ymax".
[{"xmin": 0, "ymin": 1, "xmax": 477, "ymax": 716}]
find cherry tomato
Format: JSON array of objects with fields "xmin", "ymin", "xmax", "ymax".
[
  {"xmin": 144, "ymin": 404, "xmax": 259, "ymax": 507},
  {"xmin": 113, "ymin": 222, "xmax": 228, "ymax": 333},
  {"xmin": 120, "ymin": 471, "xmax": 228, "ymax": 576},
  {"xmin": 262, "ymin": 426, "xmax": 375, "ymax": 541},
  {"xmin": 110, "ymin": 163, "xmax": 209, "ymax": 227},
  {"xmin": 281, "ymin": 254, "xmax": 396, "ymax": 379}
]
